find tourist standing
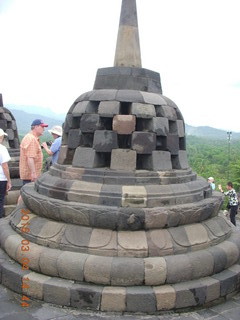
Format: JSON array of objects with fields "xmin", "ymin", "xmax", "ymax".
[
  {"xmin": 208, "ymin": 177, "xmax": 216, "ymax": 190},
  {"xmin": 41, "ymin": 125, "xmax": 62, "ymax": 165},
  {"xmin": 218, "ymin": 182, "xmax": 238, "ymax": 226},
  {"xmin": 20, "ymin": 119, "xmax": 48, "ymax": 185},
  {"xmin": 0, "ymin": 129, "xmax": 11, "ymax": 218}
]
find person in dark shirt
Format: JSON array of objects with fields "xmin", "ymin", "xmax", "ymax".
[{"xmin": 218, "ymin": 182, "xmax": 238, "ymax": 226}]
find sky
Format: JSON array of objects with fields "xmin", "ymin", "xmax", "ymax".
[{"xmin": 0, "ymin": 0, "xmax": 240, "ymax": 132}]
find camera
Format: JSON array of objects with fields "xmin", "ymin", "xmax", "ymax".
[{"xmin": 41, "ymin": 141, "xmax": 52, "ymax": 149}]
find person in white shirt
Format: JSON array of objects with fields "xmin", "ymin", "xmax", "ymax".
[{"xmin": 0, "ymin": 128, "xmax": 11, "ymax": 218}]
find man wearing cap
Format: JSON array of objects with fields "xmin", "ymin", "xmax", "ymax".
[
  {"xmin": 19, "ymin": 119, "xmax": 48, "ymax": 184},
  {"xmin": 0, "ymin": 128, "xmax": 12, "ymax": 218},
  {"xmin": 41, "ymin": 125, "xmax": 62, "ymax": 165}
]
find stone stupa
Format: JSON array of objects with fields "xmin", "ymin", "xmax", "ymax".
[
  {"xmin": 0, "ymin": 0, "xmax": 239, "ymax": 313},
  {"xmin": 0, "ymin": 93, "xmax": 22, "ymax": 213}
]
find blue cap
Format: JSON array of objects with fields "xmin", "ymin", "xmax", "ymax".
[{"xmin": 31, "ymin": 119, "xmax": 48, "ymax": 127}]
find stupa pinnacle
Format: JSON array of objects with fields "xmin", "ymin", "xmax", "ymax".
[
  {"xmin": 114, "ymin": 0, "xmax": 142, "ymax": 67},
  {"xmin": 0, "ymin": 0, "xmax": 239, "ymax": 314}
]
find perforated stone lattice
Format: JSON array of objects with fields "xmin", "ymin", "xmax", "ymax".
[
  {"xmin": 59, "ymin": 90, "xmax": 188, "ymax": 171},
  {"xmin": 0, "ymin": 106, "xmax": 19, "ymax": 149}
]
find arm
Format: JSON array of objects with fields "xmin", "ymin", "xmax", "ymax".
[
  {"xmin": 41, "ymin": 142, "xmax": 53, "ymax": 156},
  {"xmin": 27, "ymin": 157, "xmax": 37, "ymax": 181},
  {"xmin": 2, "ymin": 162, "xmax": 12, "ymax": 191}
]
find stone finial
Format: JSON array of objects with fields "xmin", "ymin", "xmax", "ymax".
[{"xmin": 114, "ymin": 0, "xmax": 142, "ymax": 68}]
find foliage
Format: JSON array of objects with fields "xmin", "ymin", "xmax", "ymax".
[{"xmin": 187, "ymin": 135, "xmax": 240, "ymax": 191}]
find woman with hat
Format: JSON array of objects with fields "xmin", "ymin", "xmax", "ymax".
[
  {"xmin": 41, "ymin": 125, "xmax": 62, "ymax": 165},
  {"xmin": 0, "ymin": 128, "xmax": 11, "ymax": 218}
]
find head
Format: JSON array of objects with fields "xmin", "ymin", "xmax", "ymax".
[
  {"xmin": 48, "ymin": 125, "xmax": 62, "ymax": 139},
  {"xmin": 31, "ymin": 119, "xmax": 48, "ymax": 137},
  {"xmin": 208, "ymin": 177, "xmax": 214, "ymax": 183},
  {"xmin": 226, "ymin": 181, "xmax": 233, "ymax": 190},
  {"xmin": 0, "ymin": 128, "xmax": 7, "ymax": 143}
]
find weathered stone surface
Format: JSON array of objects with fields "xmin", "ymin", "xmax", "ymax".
[
  {"xmin": 110, "ymin": 149, "xmax": 136, "ymax": 171},
  {"xmin": 122, "ymin": 185, "xmax": 147, "ymax": 208},
  {"xmin": 57, "ymin": 251, "xmax": 87, "ymax": 281},
  {"xmin": 144, "ymin": 257, "xmax": 167, "ymax": 285},
  {"xmin": 101, "ymin": 287, "xmax": 126, "ymax": 312},
  {"xmin": 1, "ymin": 262, "xmax": 28, "ymax": 293},
  {"xmin": 73, "ymin": 101, "xmax": 97, "ymax": 115},
  {"xmin": 188, "ymin": 251, "xmax": 214, "ymax": 278},
  {"xmin": 212, "ymin": 269, "xmax": 238, "ymax": 296},
  {"xmin": 84, "ymin": 256, "xmax": 113, "ymax": 285},
  {"xmin": 118, "ymin": 230, "xmax": 148, "ymax": 257},
  {"xmin": 39, "ymin": 248, "xmax": 61, "ymax": 277},
  {"xmin": 71, "ymin": 283, "xmax": 102, "ymax": 310},
  {"xmin": 93, "ymin": 130, "xmax": 118, "ymax": 152},
  {"xmin": 147, "ymin": 229, "xmax": 173, "ymax": 256},
  {"xmin": 98, "ymin": 101, "xmax": 120, "ymax": 117},
  {"xmin": 154, "ymin": 285, "xmax": 176, "ymax": 310},
  {"xmin": 174, "ymin": 281, "xmax": 206, "ymax": 308},
  {"xmin": 112, "ymin": 115, "xmax": 136, "ymax": 134},
  {"xmin": 130, "ymin": 103, "xmax": 156, "ymax": 118},
  {"xmin": 126, "ymin": 287, "xmax": 156, "ymax": 313},
  {"xmin": 111, "ymin": 257, "xmax": 144, "ymax": 285},
  {"xmin": 156, "ymin": 105, "xmax": 177, "ymax": 120},
  {"xmin": 80, "ymin": 114, "xmax": 103, "ymax": 133},
  {"xmin": 165, "ymin": 254, "xmax": 192, "ymax": 283},
  {"xmin": 23, "ymin": 272, "xmax": 51, "ymax": 300},
  {"xmin": 172, "ymin": 150, "xmax": 189, "ymax": 169},
  {"xmin": 68, "ymin": 129, "xmax": 81, "ymax": 149},
  {"xmin": 43, "ymin": 278, "xmax": 71, "ymax": 306},
  {"xmin": 200, "ymin": 277, "xmax": 220, "ymax": 303},
  {"xmin": 143, "ymin": 117, "xmax": 169, "ymax": 136},
  {"xmin": 132, "ymin": 131, "xmax": 156, "ymax": 154},
  {"xmin": 72, "ymin": 147, "xmax": 105, "ymax": 168},
  {"xmin": 143, "ymin": 151, "xmax": 172, "ymax": 170},
  {"xmin": 166, "ymin": 134, "xmax": 179, "ymax": 155}
]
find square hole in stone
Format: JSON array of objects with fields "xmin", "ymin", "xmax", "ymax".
[
  {"xmin": 136, "ymin": 118, "xmax": 152, "ymax": 132},
  {"xmin": 100, "ymin": 117, "xmax": 113, "ymax": 130},
  {"xmin": 169, "ymin": 121, "xmax": 177, "ymax": 134},
  {"xmin": 156, "ymin": 136, "xmax": 167, "ymax": 150},
  {"xmin": 88, "ymin": 101, "xmax": 99, "ymax": 113},
  {"xmin": 136, "ymin": 154, "xmax": 145, "ymax": 170},
  {"xmin": 118, "ymin": 134, "xmax": 131, "ymax": 148},
  {"xmin": 155, "ymin": 105, "xmax": 164, "ymax": 117},
  {"xmin": 179, "ymin": 137, "xmax": 186, "ymax": 150},
  {"xmin": 120, "ymin": 102, "xmax": 131, "ymax": 115},
  {"xmin": 79, "ymin": 133, "xmax": 94, "ymax": 148},
  {"xmin": 9, "ymin": 140, "xmax": 15, "ymax": 148},
  {"xmin": 101, "ymin": 152, "xmax": 111, "ymax": 167}
]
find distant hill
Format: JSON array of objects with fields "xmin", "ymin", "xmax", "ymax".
[
  {"xmin": 185, "ymin": 124, "xmax": 240, "ymax": 140},
  {"xmin": 9, "ymin": 109, "xmax": 65, "ymax": 134},
  {"xmin": 4, "ymin": 104, "xmax": 240, "ymax": 139},
  {"xmin": 6, "ymin": 104, "xmax": 65, "ymax": 122}
]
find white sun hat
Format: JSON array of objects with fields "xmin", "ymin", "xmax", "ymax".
[
  {"xmin": 48, "ymin": 125, "xmax": 62, "ymax": 137},
  {"xmin": 0, "ymin": 128, "xmax": 8, "ymax": 136}
]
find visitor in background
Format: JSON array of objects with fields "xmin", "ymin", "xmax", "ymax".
[
  {"xmin": 0, "ymin": 129, "xmax": 11, "ymax": 218},
  {"xmin": 218, "ymin": 182, "xmax": 238, "ymax": 226},
  {"xmin": 41, "ymin": 125, "xmax": 62, "ymax": 166},
  {"xmin": 20, "ymin": 119, "xmax": 48, "ymax": 185},
  {"xmin": 208, "ymin": 177, "xmax": 215, "ymax": 190}
]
